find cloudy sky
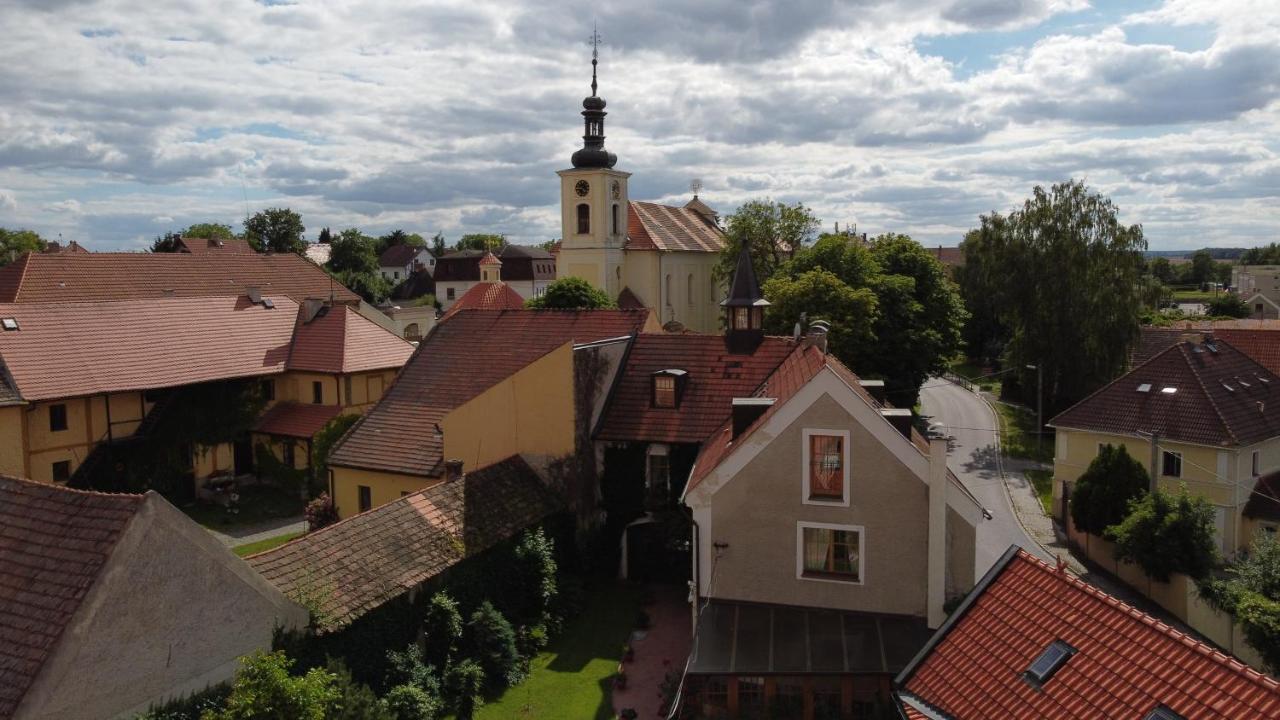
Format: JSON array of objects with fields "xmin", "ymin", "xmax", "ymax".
[{"xmin": 1, "ymin": 0, "xmax": 1277, "ymax": 251}]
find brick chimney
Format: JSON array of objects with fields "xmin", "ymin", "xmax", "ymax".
[{"xmin": 445, "ymin": 459, "xmax": 464, "ymax": 483}]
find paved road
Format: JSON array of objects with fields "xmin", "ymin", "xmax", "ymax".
[{"xmin": 919, "ymin": 378, "xmax": 1054, "ymax": 578}]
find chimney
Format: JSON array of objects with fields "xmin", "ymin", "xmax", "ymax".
[
  {"xmin": 927, "ymin": 436, "xmax": 948, "ymax": 629},
  {"xmin": 731, "ymin": 398, "xmax": 775, "ymax": 439},
  {"xmin": 303, "ymin": 298, "xmax": 325, "ymax": 323},
  {"xmin": 246, "ymin": 286, "xmax": 262, "ymax": 304},
  {"xmin": 802, "ymin": 322, "xmax": 830, "ymax": 354},
  {"xmin": 880, "ymin": 408, "xmax": 913, "ymax": 438},
  {"xmin": 445, "ymin": 459, "xmax": 464, "ymax": 483},
  {"xmin": 859, "ymin": 379, "xmax": 886, "ymax": 405}
]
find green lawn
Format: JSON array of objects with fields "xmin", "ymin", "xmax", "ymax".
[
  {"xmin": 233, "ymin": 531, "xmax": 303, "ymax": 557},
  {"xmin": 1024, "ymin": 469, "xmax": 1054, "ymax": 516},
  {"xmin": 1171, "ymin": 290, "xmax": 1218, "ymax": 303},
  {"xmin": 993, "ymin": 401, "xmax": 1053, "ymax": 466},
  {"xmin": 183, "ymin": 484, "xmax": 304, "ymax": 531},
  {"xmin": 472, "ymin": 583, "xmax": 641, "ymax": 720}
]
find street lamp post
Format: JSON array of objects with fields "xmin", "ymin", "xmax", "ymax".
[{"xmin": 1026, "ymin": 363, "xmax": 1043, "ymax": 460}]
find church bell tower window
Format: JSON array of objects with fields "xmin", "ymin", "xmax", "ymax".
[
  {"xmin": 611, "ymin": 204, "xmax": 619, "ymax": 236},
  {"xmin": 577, "ymin": 204, "xmax": 590, "ymax": 235}
]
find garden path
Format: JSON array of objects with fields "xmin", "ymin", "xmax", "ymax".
[{"xmin": 612, "ymin": 584, "xmax": 691, "ymax": 719}]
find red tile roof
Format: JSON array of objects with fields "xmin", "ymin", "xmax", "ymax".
[
  {"xmin": 328, "ymin": 309, "xmax": 653, "ymax": 477},
  {"xmin": 440, "ymin": 282, "xmax": 526, "ymax": 320},
  {"xmin": 0, "ymin": 477, "xmax": 145, "ymax": 720},
  {"xmin": 177, "ymin": 237, "xmax": 257, "ymax": 255},
  {"xmin": 1051, "ymin": 338, "xmax": 1280, "ymax": 447},
  {"xmin": 0, "ymin": 251, "xmax": 359, "ymax": 304},
  {"xmin": 253, "ymin": 402, "xmax": 342, "ymax": 439},
  {"xmin": 627, "ymin": 201, "xmax": 725, "ymax": 253},
  {"xmin": 0, "ymin": 296, "xmax": 298, "ymax": 401},
  {"xmin": 595, "ymin": 335, "xmax": 798, "ymax": 444},
  {"xmin": 287, "ymin": 304, "xmax": 414, "ymax": 375},
  {"xmin": 1244, "ymin": 470, "xmax": 1280, "ymax": 522},
  {"xmin": 248, "ymin": 455, "xmax": 560, "ymax": 631},
  {"xmin": 898, "ymin": 547, "xmax": 1280, "ymax": 720},
  {"xmin": 1136, "ymin": 326, "xmax": 1280, "ymax": 376}
]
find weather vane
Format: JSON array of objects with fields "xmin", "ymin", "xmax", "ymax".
[{"xmin": 589, "ymin": 23, "xmax": 602, "ymax": 96}]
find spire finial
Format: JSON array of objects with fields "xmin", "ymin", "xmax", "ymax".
[{"xmin": 589, "ymin": 23, "xmax": 601, "ymax": 96}]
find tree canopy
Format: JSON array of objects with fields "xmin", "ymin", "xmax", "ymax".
[
  {"xmin": 524, "ymin": 277, "xmax": 615, "ymax": 309},
  {"xmin": 244, "ymin": 207, "xmax": 307, "ymax": 255},
  {"xmin": 455, "ymin": 234, "xmax": 505, "ymax": 252},
  {"xmin": 151, "ymin": 231, "xmax": 184, "ymax": 253},
  {"xmin": 1106, "ymin": 486, "xmax": 1218, "ymax": 583},
  {"xmin": 204, "ymin": 651, "xmax": 338, "ymax": 720},
  {"xmin": 715, "ymin": 199, "xmax": 819, "ymax": 288},
  {"xmin": 185, "ymin": 222, "xmax": 235, "ymax": 241},
  {"xmin": 956, "ymin": 180, "xmax": 1146, "ymax": 414},
  {"xmin": 1200, "ymin": 532, "xmax": 1280, "ymax": 672},
  {"xmin": 0, "ymin": 228, "xmax": 46, "ymax": 265},
  {"xmin": 326, "ymin": 228, "xmax": 391, "ymax": 303},
  {"xmin": 1069, "ymin": 444, "xmax": 1149, "ymax": 535}
]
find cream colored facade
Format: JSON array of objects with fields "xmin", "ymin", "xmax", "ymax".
[
  {"xmin": 555, "ymin": 165, "xmax": 721, "ymax": 333},
  {"xmin": 685, "ymin": 367, "xmax": 981, "ymax": 627},
  {"xmin": 1052, "ymin": 427, "xmax": 1280, "ymax": 555},
  {"xmin": 332, "ymin": 465, "xmax": 440, "ymax": 518}
]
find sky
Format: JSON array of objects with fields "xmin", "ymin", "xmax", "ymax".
[{"xmin": 0, "ymin": 0, "xmax": 1277, "ymax": 252}]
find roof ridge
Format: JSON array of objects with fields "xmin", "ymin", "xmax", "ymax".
[
  {"xmin": 1051, "ymin": 338, "xmax": 1180, "ymax": 426},
  {"xmin": 1181, "ymin": 342, "xmax": 1240, "ymax": 445},
  {"xmin": 0, "ymin": 473, "xmax": 148, "ymax": 502}
]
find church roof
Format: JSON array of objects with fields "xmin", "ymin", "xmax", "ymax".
[{"xmin": 627, "ymin": 201, "xmax": 725, "ymax": 253}]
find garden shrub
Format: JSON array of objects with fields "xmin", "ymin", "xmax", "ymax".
[
  {"xmin": 312, "ymin": 414, "xmax": 361, "ymax": 487},
  {"xmin": 1070, "ymin": 444, "xmax": 1149, "ymax": 535},
  {"xmin": 135, "ymin": 684, "xmax": 230, "ymax": 719},
  {"xmin": 382, "ymin": 685, "xmax": 441, "ymax": 720},
  {"xmin": 325, "ymin": 658, "xmax": 393, "ymax": 720},
  {"xmin": 441, "ymin": 660, "xmax": 485, "ymax": 720},
  {"xmin": 305, "ymin": 493, "xmax": 339, "ymax": 532},
  {"xmin": 385, "ymin": 645, "xmax": 441, "ymax": 697},
  {"xmin": 510, "ymin": 527, "xmax": 558, "ymax": 626},
  {"xmin": 1106, "ymin": 486, "xmax": 1217, "ymax": 582},
  {"xmin": 466, "ymin": 601, "xmax": 524, "ymax": 692},
  {"xmin": 421, "ymin": 592, "xmax": 463, "ymax": 669},
  {"xmin": 1199, "ymin": 531, "xmax": 1280, "ymax": 671},
  {"xmin": 201, "ymin": 651, "xmax": 337, "ymax": 720}
]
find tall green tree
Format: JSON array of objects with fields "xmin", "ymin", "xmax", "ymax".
[
  {"xmin": 326, "ymin": 229, "xmax": 390, "ymax": 303},
  {"xmin": 525, "ymin": 277, "xmax": 615, "ymax": 309},
  {"xmin": 430, "ymin": 232, "xmax": 447, "ymax": 258},
  {"xmin": 1069, "ymin": 444, "xmax": 1149, "ymax": 535},
  {"xmin": 455, "ymin": 234, "xmax": 505, "ymax": 252},
  {"xmin": 184, "ymin": 222, "xmax": 235, "ymax": 241},
  {"xmin": 957, "ymin": 180, "xmax": 1146, "ymax": 414},
  {"xmin": 1241, "ymin": 243, "xmax": 1280, "ymax": 265},
  {"xmin": 1149, "ymin": 256, "xmax": 1175, "ymax": 284},
  {"xmin": 244, "ymin": 207, "xmax": 306, "ymax": 255},
  {"xmin": 715, "ymin": 199, "xmax": 819, "ymax": 289},
  {"xmin": 203, "ymin": 651, "xmax": 338, "ymax": 720},
  {"xmin": 1189, "ymin": 249, "xmax": 1214, "ymax": 286},
  {"xmin": 1106, "ymin": 486, "xmax": 1218, "ymax": 582},
  {"xmin": 151, "ymin": 231, "xmax": 184, "ymax": 253},
  {"xmin": 318, "ymin": 227, "xmax": 333, "ymax": 244},
  {"xmin": 762, "ymin": 268, "xmax": 878, "ymax": 366},
  {"xmin": 0, "ymin": 228, "xmax": 46, "ymax": 264}
]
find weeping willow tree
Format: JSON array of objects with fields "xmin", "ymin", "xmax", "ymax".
[{"xmin": 957, "ymin": 180, "xmax": 1146, "ymax": 414}]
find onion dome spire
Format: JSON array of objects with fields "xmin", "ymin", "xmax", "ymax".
[{"xmin": 571, "ymin": 25, "xmax": 617, "ymax": 169}]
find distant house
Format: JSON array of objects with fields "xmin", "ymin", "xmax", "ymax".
[
  {"xmin": 1134, "ymin": 324, "xmax": 1280, "ymax": 375},
  {"xmin": 930, "ymin": 245, "xmax": 964, "ymax": 277},
  {"xmin": 0, "ymin": 477, "xmax": 306, "ymax": 720},
  {"xmin": 1049, "ymin": 334, "xmax": 1280, "ymax": 556},
  {"xmin": 896, "ymin": 545, "xmax": 1280, "ymax": 719},
  {"xmin": 248, "ymin": 454, "xmax": 561, "ymax": 632},
  {"xmin": 1232, "ymin": 265, "xmax": 1280, "ymax": 318},
  {"xmin": 38, "ymin": 240, "xmax": 88, "ymax": 254},
  {"xmin": 173, "ymin": 236, "xmax": 257, "ymax": 255},
  {"xmin": 434, "ymin": 245, "xmax": 555, "ymax": 310},
  {"xmin": 378, "ymin": 244, "xmax": 434, "ymax": 283}
]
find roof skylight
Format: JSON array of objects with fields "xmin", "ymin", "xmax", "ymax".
[
  {"xmin": 1024, "ymin": 640, "xmax": 1075, "ymax": 685},
  {"xmin": 1161, "ymin": 387, "xmax": 1178, "ymax": 394},
  {"xmin": 1143, "ymin": 705, "xmax": 1185, "ymax": 720},
  {"xmin": 1, "ymin": 318, "xmax": 17, "ymax": 331},
  {"xmin": 1137, "ymin": 383, "xmax": 1152, "ymax": 393}
]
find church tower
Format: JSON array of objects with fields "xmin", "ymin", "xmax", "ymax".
[{"xmin": 556, "ymin": 31, "xmax": 630, "ymax": 299}]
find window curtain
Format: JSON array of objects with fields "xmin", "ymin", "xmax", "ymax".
[
  {"xmin": 810, "ymin": 435, "xmax": 843, "ymax": 496},
  {"xmin": 804, "ymin": 528, "xmax": 831, "ymax": 572}
]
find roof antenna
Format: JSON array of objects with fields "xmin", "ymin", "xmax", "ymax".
[
  {"xmin": 589, "ymin": 22, "xmax": 601, "ymax": 97},
  {"xmin": 690, "ymin": 178, "xmax": 703, "ymax": 199}
]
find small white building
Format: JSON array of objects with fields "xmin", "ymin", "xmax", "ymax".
[{"xmin": 378, "ymin": 244, "xmax": 435, "ymax": 283}]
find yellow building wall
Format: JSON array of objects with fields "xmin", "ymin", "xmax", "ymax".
[
  {"xmin": 441, "ymin": 341, "xmax": 575, "ymax": 473},
  {"xmin": 331, "ymin": 465, "xmax": 439, "ymax": 518},
  {"xmin": 193, "ymin": 442, "xmax": 235, "ymax": 479},
  {"xmin": 280, "ymin": 372, "xmax": 340, "ymax": 406},
  {"xmin": 251, "ymin": 434, "xmax": 310, "ymax": 470},
  {"xmin": 0, "ymin": 405, "xmax": 26, "ymax": 478}
]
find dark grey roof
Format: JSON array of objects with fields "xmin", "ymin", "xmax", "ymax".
[{"xmin": 722, "ymin": 243, "xmax": 769, "ymax": 308}]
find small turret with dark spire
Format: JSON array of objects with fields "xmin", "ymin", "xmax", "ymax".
[
  {"xmin": 723, "ymin": 240, "xmax": 769, "ymax": 351},
  {"xmin": 571, "ymin": 26, "xmax": 617, "ymax": 169}
]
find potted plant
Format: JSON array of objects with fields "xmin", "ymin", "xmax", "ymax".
[
  {"xmin": 623, "ymin": 643, "xmax": 634, "ymax": 662},
  {"xmin": 614, "ymin": 666, "xmax": 628, "ymax": 690}
]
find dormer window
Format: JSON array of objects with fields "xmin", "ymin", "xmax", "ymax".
[{"xmin": 652, "ymin": 369, "xmax": 687, "ymax": 408}]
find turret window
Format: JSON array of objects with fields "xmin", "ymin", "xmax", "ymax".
[
  {"xmin": 611, "ymin": 204, "xmax": 619, "ymax": 236},
  {"xmin": 577, "ymin": 203, "xmax": 590, "ymax": 234},
  {"xmin": 734, "ymin": 307, "xmax": 750, "ymax": 329}
]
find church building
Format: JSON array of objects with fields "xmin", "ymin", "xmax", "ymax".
[{"xmin": 555, "ymin": 51, "xmax": 725, "ymax": 333}]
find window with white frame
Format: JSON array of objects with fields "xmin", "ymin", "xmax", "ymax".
[
  {"xmin": 1161, "ymin": 450, "xmax": 1182, "ymax": 478},
  {"xmin": 797, "ymin": 522, "xmax": 863, "ymax": 583},
  {"xmin": 802, "ymin": 429, "xmax": 850, "ymax": 505}
]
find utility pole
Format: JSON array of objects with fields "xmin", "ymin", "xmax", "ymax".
[{"xmin": 1026, "ymin": 363, "xmax": 1043, "ymax": 460}]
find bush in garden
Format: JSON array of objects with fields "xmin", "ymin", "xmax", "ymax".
[
  {"xmin": 511, "ymin": 528, "xmax": 558, "ymax": 626},
  {"xmin": 201, "ymin": 651, "xmax": 337, "ymax": 720},
  {"xmin": 382, "ymin": 684, "xmax": 441, "ymax": 720},
  {"xmin": 1070, "ymin": 444, "xmax": 1148, "ymax": 535},
  {"xmin": 325, "ymin": 658, "xmax": 393, "ymax": 720},
  {"xmin": 421, "ymin": 592, "xmax": 463, "ymax": 669},
  {"xmin": 1199, "ymin": 531, "xmax": 1280, "ymax": 672},
  {"xmin": 1106, "ymin": 486, "xmax": 1218, "ymax": 582},
  {"xmin": 466, "ymin": 601, "xmax": 524, "ymax": 692},
  {"xmin": 441, "ymin": 660, "xmax": 485, "ymax": 720},
  {"xmin": 384, "ymin": 645, "xmax": 441, "ymax": 696},
  {"xmin": 305, "ymin": 493, "xmax": 339, "ymax": 531}
]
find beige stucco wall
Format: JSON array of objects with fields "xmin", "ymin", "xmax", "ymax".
[
  {"xmin": 441, "ymin": 341, "xmax": 575, "ymax": 473},
  {"xmin": 13, "ymin": 494, "xmax": 307, "ymax": 720},
  {"xmin": 331, "ymin": 465, "xmax": 439, "ymax": 518},
  {"xmin": 705, "ymin": 393, "xmax": 946, "ymax": 616},
  {"xmin": 20, "ymin": 393, "xmax": 146, "ymax": 483}
]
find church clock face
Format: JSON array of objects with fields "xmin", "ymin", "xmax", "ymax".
[
  {"xmin": 611, "ymin": 181, "xmax": 621, "ymax": 199},
  {"xmin": 575, "ymin": 180, "xmax": 590, "ymax": 197}
]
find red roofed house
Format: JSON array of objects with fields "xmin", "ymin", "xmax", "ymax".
[
  {"xmin": 378, "ymin": 242, "xmax": 434, "ymax": 283},
  {"xmin": 895, "ymin": 545, "xmax": 1280, "ymax": 720},
  {"xmin": 554, "ymin": 63, "xmax": 726, "ymax": 333},
  {"xmin": 433, "ymin": 245, "xmax": 556, "ymax": 310},
  {"xmin": 0, "ymin": 476, "xmax": 306, "ymax": 720},
  {"xmin": 1049, "ymin": 334, "xmax": 1280, "ymax": 557},
  {"xmin": 0, "ymin": 293, "xmax": 412, "ymax": 491}
]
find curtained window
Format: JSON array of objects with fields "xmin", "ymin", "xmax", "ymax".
[
  {"xmin": 802, "ymin": 526, "xmax": 861, "ymax": 581},
  {"xmin": 808, "ymin": 434, "xmax": 844, "ymax": 499}
]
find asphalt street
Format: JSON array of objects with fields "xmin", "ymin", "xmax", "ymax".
[{"xmin": 919, "ymin": 377, "xmax": 1055, "ymax": 578}]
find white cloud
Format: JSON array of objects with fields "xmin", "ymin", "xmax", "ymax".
[{"xmin": 0, "ymin": 189, "xmax": 15, "ymax": 211}]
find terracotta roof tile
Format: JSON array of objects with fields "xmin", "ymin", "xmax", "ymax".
[
  {"xmin": 253, "ymin": 402, "xmax": 342, "ymax": 439},
  {"xmin": 0, "ymin": 251, "xmax": 358, "ymax": 304},
  {"xmin": 1136, "ymin": 326, "xmax": 1280, "ymax": 376},
  {"xmin": 248, "ymin": 455, "xmax": 560, "ymax": 631},
  {"xmin": 287, "ymin": 304, "xmax": 414, "ymax": 375},
  {"xmin": 627, "ymin": 201, "xmax": 725, "ymax": 253},
  {"xmin": 1051, "ymin": 338, "xmax": 1280, "ymax": 447},
  {"xmin": 0, "ymin": 477, "xmax": 145, "ymax": 719},
  {"xmin": 177, "ymin": 237, "xmax": 257, "ymax": 255},
  {"xmin": 328, "ymin": 309, "xmax": 652, "ymax": 477},
  {"xmin": 440, "ymin": 282, "xmax": 526, "ymax": 320},
  {"xmin": 899, "ymin": 548, "xmax": 1280, "ymax": 719},
  {"xmin": 0, "ymin": 296, "xmax": 298, "ymax": 401}
]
